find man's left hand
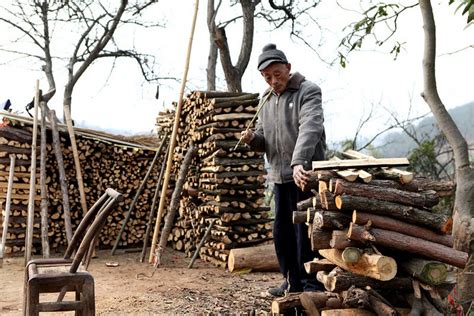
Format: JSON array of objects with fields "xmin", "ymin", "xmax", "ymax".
[{"xmin": 293, "ymin": 164, "xmax": 310, "ymax": 190}]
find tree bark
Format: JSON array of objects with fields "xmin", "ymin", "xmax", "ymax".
[
  {"xmin": 419, "ymin": 0, "xmax": 474, "ymax": 306},
  {"xmin": 335, "ymin": 194, "xmax": 451, "ymax": 233},
  {"xmin": 352, "ymin": 211, "xmax": 453, "ymax": 247}
]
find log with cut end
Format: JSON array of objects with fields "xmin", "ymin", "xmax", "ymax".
[
  {"xmin": 330, "ymin": 230, "xmax": 362, "ymax": 250},
  {"xmin": 401, "ymin": 258, "xmax": 448, "ymax": 285},
  {"xmin": 227, "ymin": 243, "xmax": 279, "ymax": 272},
  {"xmin": 348, "ymin": 223, "xmax": 467, "ymax": 268},
  {"xmin": 321, "ymin": 309, "xmax": 375, "ymax": 316},
  {"xmin": 333, "ymin": 178, "xmax": 439, "ymax": 208},
  {"xmin": 313, "ymin": 211, "xmax": 351, "ymax": 230},
  {"xmin": 311, "ymin": 228, "xmax": 333, "ymax": 251},
  {"xmin": 316, "ymin": 268, "xmax": 412, "ymax": 292},
  {"xmin": 335, "ymin": 195, "xmax": 451, "ymax": 233},
  {"xmin": 319, "ymin": 248, "xmax": 397, "ymax": 281},
  {"xmin": 272, "ymin": 292, "xmax": 343, "ymax": 315},
  {"xmin": 304, "ymin": 258, "xmax": 337, "ymax": 274},
  {"xmin": 352, "ymin": 211, "xmax": 453, "ymax": 247}
]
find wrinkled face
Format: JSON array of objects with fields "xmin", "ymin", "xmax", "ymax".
[{"xmin": 260, "ymin": 62, "xmax": 292, "ymax": 95}]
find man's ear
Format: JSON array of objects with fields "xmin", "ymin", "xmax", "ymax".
[{"xmin": 286, "ymin": 63, "xmax": 292, "ymax": 72}]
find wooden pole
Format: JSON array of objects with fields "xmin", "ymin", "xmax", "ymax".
[
  {"xmin": 188, "ymin": 219, "xmax": 215, "ymax": 269},
  {"xmin": 111, "ymin": 141, "xmax": 164, "ymax": 255},
  {"xmin": 39, "ymin": 102, "xmax": 50, "ymax": 258},
  {"xmin": 148, "ymin": 0, "xmax": 199, "ymax": 263},
  {"xmin": 63, "ymin": 105, "xmax": 88, "ymax": 215},
  {"xmin": 140, "ymin": 134, "xmax": 169, "ymax": 263},
  {"xmin": 25, "ymin": 80, "xmax": 40, "ymax": 265},
  {"xmin": 0, "ymin": 155, "xmax": 15, "ymax": 267},
  {"xmin": 49, "ymin": 109, "xmax": 73, "ymax": 243}
]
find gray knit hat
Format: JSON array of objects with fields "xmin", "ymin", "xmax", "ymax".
[{"xmin": 257, "ymin": 43, "xmax": 288, "ymax": 71}]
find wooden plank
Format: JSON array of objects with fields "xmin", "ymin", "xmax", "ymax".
[{"xmin": 312, "ymin": 158, "xmax": 409, "ymax": 170}]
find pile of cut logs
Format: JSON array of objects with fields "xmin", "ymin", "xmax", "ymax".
[
  {"xmin": 0, "ymin": 114, "xmax": 165, "ymax": 256},
  {"xmin": 271, "ymin": 150, "xmax": 463, "ymax": 315},
  {"xmin": 162, "ymin": 91, "xmax": 273, "ymax": 267}
]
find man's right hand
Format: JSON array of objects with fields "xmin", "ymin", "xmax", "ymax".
[{"xmin": 240, "ymin": 130, "xmax": 255, "ymax": 144}]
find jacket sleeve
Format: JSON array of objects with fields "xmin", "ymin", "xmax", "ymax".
[
  {"xmin": 249, "ymin": 114, "xmax": 265, "ymax": 152},
  {"xmin": 291, "ymin": 83, "xmax": 324, "ymax": 169}
]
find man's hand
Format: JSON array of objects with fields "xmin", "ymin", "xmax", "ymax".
[
  {"xmin": 293, "ymin": 164, "xmax": 310, "ymax": 190},
  {"xmin": 240, "ymin": 129, "xmax": 255, "ymax": 144}
]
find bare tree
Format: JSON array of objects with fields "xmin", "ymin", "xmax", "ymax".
[
  {"xmin": 0, "ymin": 0, "xmax": 165, "ymax": 113},
  {"xmin": 206, "ymin": 0, "xmax": 323, "ymax": 92},
  {"xmin": 419, "ymin": 0, "xmax": 474, "ymax": 310}
]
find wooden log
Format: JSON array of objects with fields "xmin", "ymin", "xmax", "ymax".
[
  {"xmin": 293, "ymin": 210, "xmax": 309, "ymax": 224},
  {"xmin": 373, "ymin": 168, "xmax": 414, "ymax": 184},
  {"xmin": 271, "ymin": 293, "xmax": 301, "ymax": 315},
  {"xmin": 304, "ymin": 258, "xmax": 337, "ymax": 274},
  {"xmin": 299, "ymin": 292, "xmax": 322, "ymax": 316},
  {"xmin": 321, "ymin": 309, "xmax": 375, "ymax": 316},
  {"xmin": 330, "ymin": 230, "xmax": 361, "ymax": 249},
  {"xmin": 333, "ymin": 178, "xmax": 439, "ymax": 208},
  {"xmin": 401, "ymin": 258, "xmax": 448, "ymax": 285},
  {"xmin": 311, "ymin": 228, "xmax": 333, "ymax": 251},
  {"xmin": 341, "ymin": 247, "xmax": 362, "ymax": 264},
  {"xmin": 313, "ymin": 211, "xmax": 351, "ymax": 230},
  {"xmin": 319, "ymin": 249, "xmax": 397, "ymax": 281},
  {"xmin": 335, "ymin": 195, "xmax": 451, "ymax": 233},
  {"xmin": 297, "ymin": 196, "xmax": 313, "ymax": 211},
  {"xmin": 316, "ymin": 268, "xmax": 412, "ymax": 292},
  {"xmin": 352, "ymin": 211, "xmax": 453, "ymax": 247},
  {"xmin": 228, "ymin": 243, "xmax": 279, "ymax": 272},
  {"xmin": 312, "ymin": 158, "xmax": 409, "ymax": 170},
  {"xmin": 348, "ymin": 223, "xmax": 467, "ymax": 268}
]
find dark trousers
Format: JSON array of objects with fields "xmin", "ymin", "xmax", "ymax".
[{"xmin": 273, "ymin": 182, "xmax": 319, "ymax": 292}]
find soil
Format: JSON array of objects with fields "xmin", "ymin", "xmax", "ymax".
[{"xmin": 0, "ymin": 248, "xmax": 282, "ymax": 315}]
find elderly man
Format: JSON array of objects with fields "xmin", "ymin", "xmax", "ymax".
[{"xmin": 241, "ymin": 43, "xmax": 326, "ymax": 296}]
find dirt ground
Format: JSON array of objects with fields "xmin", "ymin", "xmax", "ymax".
[{"xmin": 0, "ymin": 248, "xmax": 282, "ymax": 315}]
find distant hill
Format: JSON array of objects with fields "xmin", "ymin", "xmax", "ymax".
[{"xmin": 375, "ymin": 101, "xmax": 474, "ymax": 157}]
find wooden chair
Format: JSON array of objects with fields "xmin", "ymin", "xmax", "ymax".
[{"xmin": 23, "ymin": 188, "xmax": 124, "ymax": 316}]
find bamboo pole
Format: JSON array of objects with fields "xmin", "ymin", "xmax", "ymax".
[
  {"xmin": 111, "ymin": 137, "xmax": 166, "ymax": 255},
  {"xmin": 148, "ymin": 0, "xmax": 199, "ymax": 263},
  {"xmin": 39, "ymin": 102, "xmax": 50, "ymax": 258},
  {"xmin": 0, "ymin": 155, "xmax": 15, "ymax": 267},
  {"xmin": 49, "ymin": 109, "xmax": 73, "ymax": 243},
  {"xmin": 25, "ymin": 80, "xmax": 40, "ymax": 265},
  {"xmin": 140, "ymin": 134, "xmax": 169, "ymax": 263},
  {"xmin": 63, "ymin": 105, "xmax": 88, "ymax": 215}
]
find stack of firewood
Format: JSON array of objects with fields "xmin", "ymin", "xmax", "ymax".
[
  {"xmin": 162, "ymin": 91, "xmax": 273, "ymax": 267},
  {"xmin": 272, "ymin": 150, "xmax": 463, "ymax": 315},
  {"xmin": 0, "ymin": 115, "xmax": 166, "ymax": 256}
]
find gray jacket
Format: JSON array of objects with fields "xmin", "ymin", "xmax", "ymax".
[{"xmin": 250, "ymin": 72, "xmax": 326, "ymax": 184}]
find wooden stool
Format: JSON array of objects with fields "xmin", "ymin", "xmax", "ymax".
[{"xmin": 24, "ymin": 188, "xmax": 123, "ymax": 315}]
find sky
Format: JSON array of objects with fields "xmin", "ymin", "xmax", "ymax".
[{"xmin": 0, "ymin": 1, "xmax": 473, "ymax": 145}]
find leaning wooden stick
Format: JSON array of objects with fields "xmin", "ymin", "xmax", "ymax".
[
  {"xmin": 188, "ymin": 219, "xmax": 215, "ymax": 269},
  {"xmin": 111, "ymin": 145, "xmax": 163, "ymax": 255},
  {"xmin": 232, "ymin": 88, "xmax": 273, "ymax": 151},
  {"xmin": 0, "ymin": 155, "xmax": 15, "ymax": 267},
  {"xmin": 25, "ymin": 80, "xmax": 40, "ymax": 265},
  {"xmin": 63, "ymin": 105, "xmax": 88, "ymax": 215},
  {"xmin": 39, "ymin": 101, "xmax": 50, "ymax": 258}
]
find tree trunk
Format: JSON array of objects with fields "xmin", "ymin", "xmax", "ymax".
[
  {"xmin": 419, "ymin": 0, "xmax": 474, "ymax": 305},
  {"xmin": 206, "ymin": 0, "xmax": 217, "ymax": 90}
]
